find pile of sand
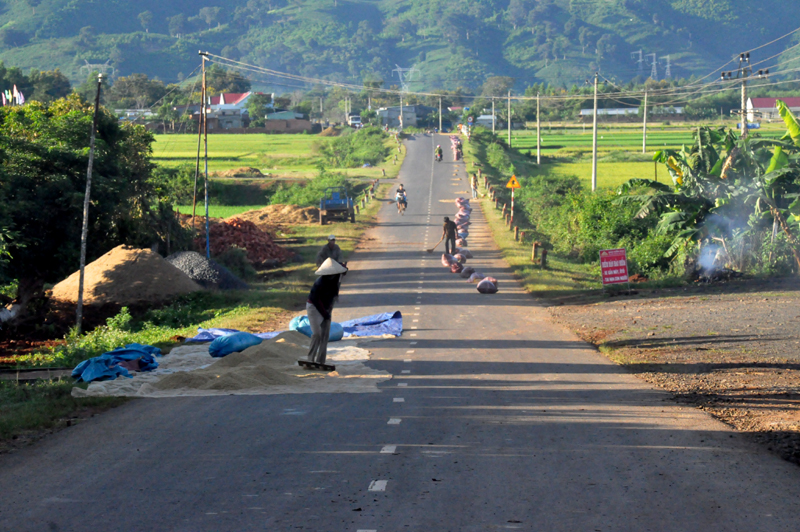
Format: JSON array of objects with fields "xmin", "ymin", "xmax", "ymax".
[
  {"xmin": 51, "ymin": 245, "xmax": 201, "ymax": 305},
  {"xmin": 71, "ymin": 331, "xmax": 392, "ymax": 398},
  {"xmin": 227, "ymin": 204, "xmax": 320, "ymax": 227},
  {"xmin": 319, "ymin": 126, "xmax": 340, "ymax": 137},
  {"xmin": 213, "ymin": 167, "xmax": 265, "ymax": 178}
]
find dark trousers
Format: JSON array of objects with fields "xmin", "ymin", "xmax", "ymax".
[{"xmin": 445, "ymin": 236, "xmax": 457, "ymax": 255}]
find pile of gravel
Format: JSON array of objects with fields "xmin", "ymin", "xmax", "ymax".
[{"xmin": 166, "ymin": 251, "xmax": 248, "ymax": 291}]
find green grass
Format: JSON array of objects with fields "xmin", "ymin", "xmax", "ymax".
[
  {"xmin": 153, "ymin": 133, "xmax": 403, "ymax": 181},
  {"xmin": 175, "ymin": 205, "xmax": 267, "ymax": 218}
]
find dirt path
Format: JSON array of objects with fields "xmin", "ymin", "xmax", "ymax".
[{"xmin": 549, "ymin": 276, "xmax": 800, "ymax": 465}]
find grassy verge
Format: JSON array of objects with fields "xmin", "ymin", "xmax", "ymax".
[{"xmin": 2, "ymin": 182, "xmax": 390, "ymax": 446}]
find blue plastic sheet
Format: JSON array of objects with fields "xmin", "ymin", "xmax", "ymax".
[
  {"xmin": 185, "ymin": 310, "xmax": 403, "ymax": 343},
  {"xmin": 340, "ymin": 311, "xmax": 403, "ymax": 338},
  {"xmin": 209, "ymin": 332, "xmax": 263, "ymax": 358},
  {"xmin": 72, "ymin": 344, "xmax": 161, "ymax": 383},
  {"xmin": 289, "ymin": 316, "xmax": 344, "ymax": 341}
]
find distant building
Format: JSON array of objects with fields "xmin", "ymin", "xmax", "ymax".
[
  {"xmin": 475, "ymin": 114, "xmax": 497, "ymax": 128},
  {"xmin": 747, "ymin": 97, "xmax": 800, "ymax": 121},
  {"xmin": 267, "ymin": 110, "xmax": 304, "ymax": 120},
  {"xmin": 378, "ymin": 105, "xmax": 419, "ymax": 128},
  {"xmin": 579, "ymin": 108, "xmax": 639, "ymax": 117}
]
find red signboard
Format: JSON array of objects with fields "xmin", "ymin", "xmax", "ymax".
[{"xmin": 600, "ymin": 248, "xmax": 629, "ymax": 285}]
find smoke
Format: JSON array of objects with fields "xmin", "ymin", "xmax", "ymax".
[{"xmin": 698, "ymin": 244, "xmax": 722, "ymax": 273}]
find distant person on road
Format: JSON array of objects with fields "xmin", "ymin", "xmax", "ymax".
[
  {"xmin": 316, "ymin": 235, "xmax": 342, "ymax": 267},
  {"xmin": 471, "ymin": 174, "xmax": 479, "ymax": 199},
  {"xmin": 442, "ymin": 216, "xmax": 458, "ymax": 255},
  {"xmin": 306, "ymin": 258, "xmax": 348, "ymax": 365}
]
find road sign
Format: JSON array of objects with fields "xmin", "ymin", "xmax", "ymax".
[
  {"xmin": 600, "ymin": 249, "xmax": 629, "ymax": 285},
  {"xmin": 506, "ymin": 175, "xmax": 521, "ymax": 189},
  {"xmin": 468, "ymin": 116, "xmax": 474, "ymax": 123}
]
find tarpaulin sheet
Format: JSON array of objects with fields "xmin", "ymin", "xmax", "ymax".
[
  {"xmin": 72, "ymin": 343, "xmax": 161, "ymax": 383},
  {"xmin": 186, "ymin": 311, "xmax": 403, "ymax": 342},
  {"xmin": 340, "ymin": 311, "xmax": 403, "ymax": 338}
]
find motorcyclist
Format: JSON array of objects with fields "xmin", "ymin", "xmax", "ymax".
[
  {"xmin": 395, "ymin": 184, "xmax": 408, "ymax": 212},
  {"xmin": 435, "ymin": 145, "xmax": 443, "ymax": 161}
]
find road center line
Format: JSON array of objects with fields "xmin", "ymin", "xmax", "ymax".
[
  {"xmin": 387, "ymin": 418, "xmax": 402, "ymax": 425},
  {"xmin": 380, "ymin": 446, "xmax": 396, "ymax": 454},
  {"xmin": 368, "ymin": 480, "xmax": 388, "ymax": 491},
  {"xmin": 401, "ymin": 370, "xmax": 411, "ymax": 374},
  {"xmin": 394, "ymin": 398, "xmax": 405, "ymax": 402}
]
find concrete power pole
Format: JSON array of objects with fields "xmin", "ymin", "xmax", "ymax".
[
  {"xmin": 642, "ymin": 90, "xmax": 648, "ymax": 154},
  {"xmin": 536, "ymin": 93, "xmax": 541, "ymax": 165},
  {"xmin": 438, "ymin": 97, "xmax": 442, "ymax": 132},
  {"xmin": 492, "ymin": 98, "xmax": 495, "ymax": 134},
  {"xmin": 721, "ymin": 53, "xmax": 767, "ymax": 139},
  {"xmin": 591, "ymin": 72, "xmax": 598, "ymax": 192},
  {"xmin": 507, "ymin": 90, "xmax": 511, "ymax": 147},
  {"xmin": 76, "ymin": 73, "xmax": 103, "ymax": 333}
]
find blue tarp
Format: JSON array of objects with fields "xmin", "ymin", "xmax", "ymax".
[
  {"xmin": 340, "ymin": 311, "xmax": 403, "ymax": 338},
  {"xmin": 72, "ymin": 344, "xmax": 161, "ymax": 383},
  {"xmin": 186, "ymin": 311, "xmax": 403, "ymax": 343}
]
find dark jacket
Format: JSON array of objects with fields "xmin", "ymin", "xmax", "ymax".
[{"xmin": 307, "ymin": 275, "xmax": 340, "ymax": 320}]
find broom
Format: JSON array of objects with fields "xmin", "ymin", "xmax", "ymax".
[{"xmin": 426, "ymin": 237, "xmax": 444, "ymax": 253}]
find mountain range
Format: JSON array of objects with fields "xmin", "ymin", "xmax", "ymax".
[{"xmin": 0, "ymin": 0, "xmax": 798, "ymax": 92}]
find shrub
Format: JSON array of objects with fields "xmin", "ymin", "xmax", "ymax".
[
  {"xmin": 317, "ymin": 126, "xmax": 389, "ymax": 167},
  {"xmin": 269, "ymin": 167, "xmax": 351, "ymax": 207}
]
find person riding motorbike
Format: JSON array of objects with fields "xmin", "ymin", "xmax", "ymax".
[
  {"xmin": 395, "ymin": 184, "xmax": 408, "ymax": 213},
  {"xmin": 435, "ymin": 145, "xmax": 443, "ymax": 161}
]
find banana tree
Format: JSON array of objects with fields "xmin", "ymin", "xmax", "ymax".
[{"xmin": 615, "ymin": 103, "xmax": 800, "ymax": 270}]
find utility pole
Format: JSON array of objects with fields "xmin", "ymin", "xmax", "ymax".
[
  {"xmin": 192, "ymin": 60, "xmax": 205, "ymax": 232},
  {"xmin": 507, "ymin": 90, "xmax": 511, "ymax": 147},
  {"xmin": 536, "ymin": 93, "xmax": 541, "ymax": 165},
  {"xmin": 75, "ymin": 73, "xmax": 103, "ymax": 333},
  {"xmin": 320, "ymin": 97, "xmax": 323, "ymax": 117},
  {"xmin": 200, "ymin": 52, "xmax": 210, "ymax": 258},
  {"xmin": 721, "ymin": 53, "xmax": 768, "ymax": 139},
  {"xmin": 492, "ymin": 98, "xmax": 495, "ymax": 134},
  {"xmin": 642, "ymin": 89, "xmax": 648, "ymax": 154},
  {"xmin": 591, "ymin": 72, "xmax": 598, "ymax": 192},
  {"xmin": 438, "ymin": 97, "xmax": 442, "ymax": 132},
  {"xmin": 399, "ymin": 93, "xmax": 403, "ymax": 130}
]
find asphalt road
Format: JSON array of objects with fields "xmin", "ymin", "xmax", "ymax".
[{"xmin": 2, "ymin": 134, "xmax": 800, "ymax": 531}]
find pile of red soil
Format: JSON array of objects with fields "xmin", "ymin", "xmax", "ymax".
[{"xmin": 197, "ymin": 219, "xmax": 293, "ymax": 266}]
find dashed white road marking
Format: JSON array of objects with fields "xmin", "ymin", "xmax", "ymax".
[
  {"xmin": 357, "ymin": 530, "xmax": 378, "ymax": 532},
  {"xmin": 413, "ymin": 319, "xmax": 419, "ymax": 322},
  {"xmin": 401, "ymin": 370, "xmax": 411, "ymax": 374},
  {"xmin": 410, "ymin": 341, "xmax": 417, "ymax": 345},
  {"xmin": 404, "ymin": 359, "xmax": 412, "ymax": 363},
  {"xmin": 406, "ymin": 350, "xmax": 415, "ymax": 353},
  {"xmin": 397, "ymin": 383, "xmax": 408, "ymax": 387},
  {"xmin": 394, "ymin": 398, "xmax": 405, "ymax": 402},
  {"xmin": 380, "ymin": 445, "xmax": 397, "ymax": 454},
  {"xmin": 410, "ymin": 334, "xmax": 417, "ymax": 337},
  {"xmin": 387, "ymin": 418, "xmax": 402, "ymax": 425},
  {"xmin": 369, "ymin": 480, "xmax": 388, "ymax": 492}
]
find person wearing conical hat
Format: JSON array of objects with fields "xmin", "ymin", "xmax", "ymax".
[{"xmin": 306, "ymin": 258, "xmax": 348, "ymax": 365}]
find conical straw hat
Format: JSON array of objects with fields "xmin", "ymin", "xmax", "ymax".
[{"xmin": 315, "ymin": 258, "xmax": 348, "ymax": 276}]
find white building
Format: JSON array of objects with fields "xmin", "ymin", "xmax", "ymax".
[{"xmin": 747, "ymin": 97, "xmax": 800, "ymax": 121}]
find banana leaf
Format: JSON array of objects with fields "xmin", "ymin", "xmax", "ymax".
[{"xmin": 777, "ymin": 99, "xmax": 800, "ymax": 148}]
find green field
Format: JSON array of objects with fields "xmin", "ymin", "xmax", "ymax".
[
  {"xmin": 176, "ymin": 205, "xmax": 268, "ymax": 218},
  {"xmin": 153, "ymin": 133, "xmax": 402, "ymax": 181},
  {"xmin": 503, "ymin": 123, "xmax": 787, "ymax": 190}
]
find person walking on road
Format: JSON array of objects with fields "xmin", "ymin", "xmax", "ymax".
[
  {"xmin": 306, "ymin": 258, "xmax": 348, "ymax": 365},
  {"xmin": 442, "ymin": 216, "xmax": 458, "ymax": 255},
  {"xmin": 316, "ymin": 235, "xmax": 342, "ymax": 267},
  {"xmin": 471, "ymin": 174, "xmax": 479, "ymax": 199}
]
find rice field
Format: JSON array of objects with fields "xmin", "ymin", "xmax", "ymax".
[
  {"xmin": 152, "ymin": 133, "xmax": 401, "ymax": 180},
  {"xmin": 175, "ymin": 205, "xmax": 267, "ymax": 218}
]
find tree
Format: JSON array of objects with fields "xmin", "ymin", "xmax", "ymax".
[
  {"xmin": 508, "ymin": 0, "xmax": 529, "ymax": 30},
  {"xmin": 106, "ymin": 73, "xmax": 167, "ymax": 109},
  {"xmin": 578, "ymin": 27, "xmax": 592, "ymax": 54},
  {"xmin": 245, "ymin": 93, "xmax": 272, "ymax": 127},
  {"xmin": 168, "ymin": 14, "xmax": 187, "ymax": 37},
  {"xmin": 78, "ymin": 26, "xmax": 94, "ymax": 46},
  {"xmin": 0, "ymin": 28, "xmax": 29, "ymax": 48},
  {"xmin": 0, "ymin": 95, "xmax": 166, "ymax": 318},
  {"xmin": 28, "ymin": 69, "xmax": 72, "ymax": 103},
  {"xmin": 481, "ymin": 76, "xmax": 515, "ymax": 98},
  {"xmin": 199, "ymin": 7, "xmax": 222, "ymax": 29},
  {"xmin": 138, "ymin": 11, "xmax": 154, "ymax": 33},
  {"xmin": 206, "ymin": 64, "xmax": 251, "ymax": 94}
]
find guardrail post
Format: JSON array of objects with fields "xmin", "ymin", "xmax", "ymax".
[
  {"xmin": 541, "ymin": 249, "xmax": 548, "ymax": 269},
  {"xmin": 531, "ymin": 241, "xmax": 539, "ymax": 262},
  {"xmin": 514, "ymin": 226, "xmax": 519, "ymax": 240}
]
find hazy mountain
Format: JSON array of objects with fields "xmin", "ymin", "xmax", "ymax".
[{"xmin": 1, "ymin": 0, "xmax": 798, "ymax": 91}]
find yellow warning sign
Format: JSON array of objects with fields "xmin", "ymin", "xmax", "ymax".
[{"xmin": 506, "ymin": 175, "xmax": 521, "ymax": 189}]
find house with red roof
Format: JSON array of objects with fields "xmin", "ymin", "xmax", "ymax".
[{"xmin": 747, "ymin": 97, "xmax": 800, "ymax": 121}]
